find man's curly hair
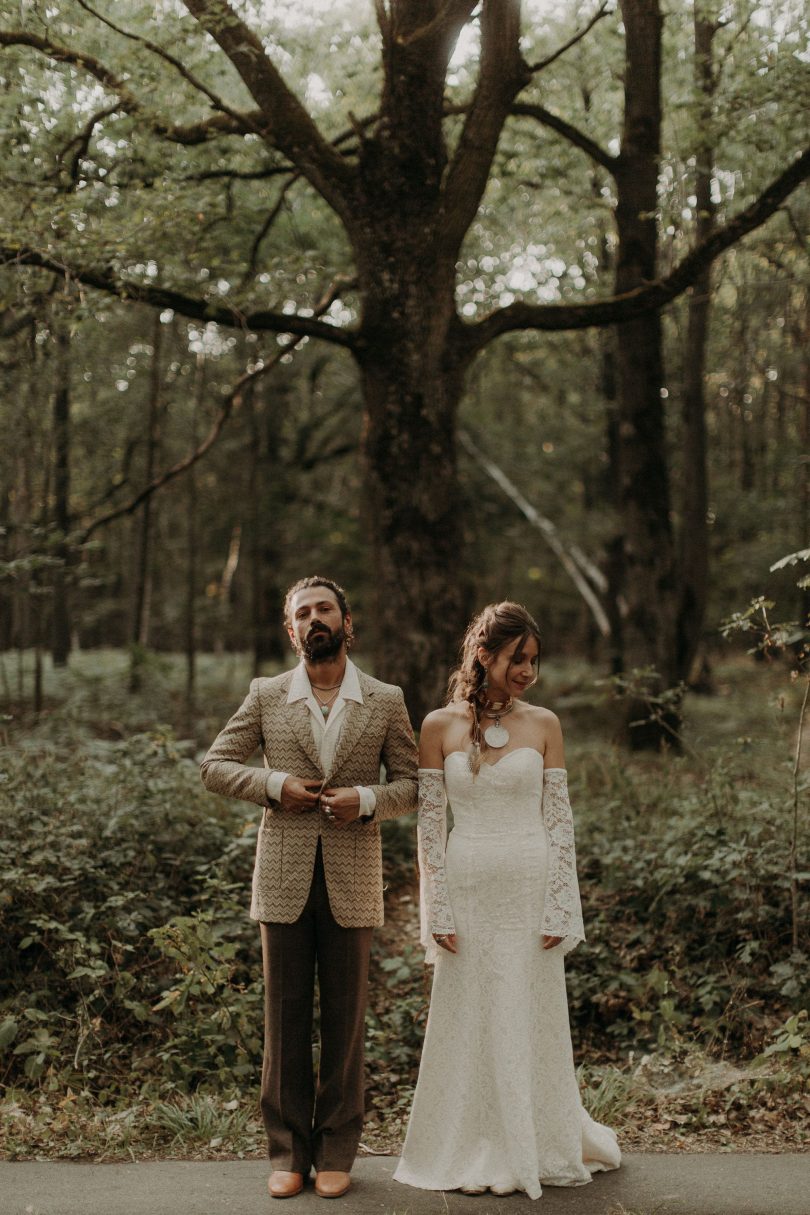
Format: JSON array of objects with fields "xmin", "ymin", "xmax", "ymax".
[{"xmin": 283, "ymin": 576, "xmax": 352, "ymax": 631}]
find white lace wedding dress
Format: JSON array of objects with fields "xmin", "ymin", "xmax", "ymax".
[{"xmin": 394, "ymin": 748, "xmax": 620, "ymax": 1200}]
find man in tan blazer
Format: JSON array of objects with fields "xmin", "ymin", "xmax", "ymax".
[{"xmin": 201, "ymin": 576, "xmax": 417, "ymax": 1201}]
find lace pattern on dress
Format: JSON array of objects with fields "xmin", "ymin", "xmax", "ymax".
[
  {"xmin": 417, "ymin": 768, "xmax": 455, "ymax": 964},
  {"xmin": 541, "ymin": 768, "xmax": 585, "ymax": 953}
]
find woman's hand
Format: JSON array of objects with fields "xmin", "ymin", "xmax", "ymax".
[
  {"xmin": 542, "ymin": 934, "xmax": 563, "ymax": 950},
  {"xmin": 433, "ymin": 932, "xmax": 458, "ymax": 954}
]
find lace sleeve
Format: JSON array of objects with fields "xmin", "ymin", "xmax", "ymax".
[
  {"xmin": 541, "ymin": 768, "xmax": 585, "ymax": 954},
  {"xmin": 417, "ymin": 768, "xmax": 455, "ymax": 963}
]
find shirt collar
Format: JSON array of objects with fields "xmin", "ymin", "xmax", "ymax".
[{"xmin": 287, "ymin": 657, "xmax": 363, "ymax": 705}]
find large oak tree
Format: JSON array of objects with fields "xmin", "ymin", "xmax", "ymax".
[{"xmin": 1, "ymin": 0, "xmax": 808, "ymax": 723}]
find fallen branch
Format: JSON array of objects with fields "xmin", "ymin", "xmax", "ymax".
[{"xmin": 458, "ymin": 428, "xmax": 610, "ymax": 636}]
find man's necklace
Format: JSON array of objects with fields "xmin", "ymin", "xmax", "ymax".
[
  {"xmin": 480, "ymin": 695, "xmax": 514, "ymax": 749},
  {"xmin": 311, "ymin": 681, "xmax": 342, "ymax": 719}
]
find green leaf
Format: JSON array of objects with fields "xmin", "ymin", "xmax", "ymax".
[{"xmin": 0, "ymin": 1018, "xmax": 18, "ymax": 1049}]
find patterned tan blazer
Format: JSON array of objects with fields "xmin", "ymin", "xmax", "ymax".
[{"xmin": 200, "ymin": 667, "xmax": 418, "ymax": 927}]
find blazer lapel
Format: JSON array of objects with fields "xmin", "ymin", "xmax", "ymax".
[
  {"xmin": 325, "ymin": 694, "xmax": 373, "ymax": 782},
  {"xmin": 287, "ymin": 697, "xmax": 324, "ymax": 775}
]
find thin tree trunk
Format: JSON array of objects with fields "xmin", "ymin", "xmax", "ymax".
[
  {"xmin": 246, "ymin": 379, "xmax": 287, "ymax": 674},
  {"xmin": 801, "ymin": 301, "xmax": 810, "ymax": 629},
  {"xmin": 52, "ymin": 322, "xmax": 72, "ymax": 666},
  {"xmin": 612, "ymin": 0, "xmax": 680, "ymax": 747},
  {"xmin": 130, "ymin": 313, "xmax": 163, "ymax": 689},
  {"xmin": 184, "ymin": 352, "xmax": 204, "ymax": 714},
  {"xmin": 675, "ymin": 5, "xmax": 717, "ymax": 686}
]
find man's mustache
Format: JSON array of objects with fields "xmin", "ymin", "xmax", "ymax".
[{"xmin": 307, "ymin": 623, "xmax": 331, "ymax": 639}]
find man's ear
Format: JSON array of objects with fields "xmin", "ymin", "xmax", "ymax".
[{"xmin": 287, "ymin": 627, "xmax": 297, "ymax": 648}]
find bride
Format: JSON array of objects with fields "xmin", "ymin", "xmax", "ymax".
[{"xmin": 394, "ymin": 602, "xmax": 620, "ymax": 1200}]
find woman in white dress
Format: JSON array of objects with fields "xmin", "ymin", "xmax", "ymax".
[{"xmin": 394, "ymin": 602, "xmax": 620, "ymax": 1200}]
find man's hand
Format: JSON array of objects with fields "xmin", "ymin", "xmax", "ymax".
[
  {"xmin": 279, "ymin": 777, "xmax": 322, "ymax": 813},
  {"xmin": 542, "ymin": 934, "xmax": 564, "ymax": 950},
  {"xmin": 319, "ymin": 786, "xmax": 361, "ymax": 827}
]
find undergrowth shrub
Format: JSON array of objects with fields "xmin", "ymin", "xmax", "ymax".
[
  {"xmin": 0, "ymin": 731, "xmax": 261, "ymax": 1095},
  {"xmin": 566, "ymin": 755, "xmax": 809, "ymax": 1053}
]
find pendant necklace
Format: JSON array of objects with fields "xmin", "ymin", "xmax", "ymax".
[
  {"xmin": 311, "ymin": 681, "xmax": 342, "ymax": 719},
  {"xmin": 480, "ymin": 695, "xmax": 514, "ymax": 749}
]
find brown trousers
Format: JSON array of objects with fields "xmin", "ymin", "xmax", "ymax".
[{"xmin": 259, "ymin": 842, "xmax": 373, "ymax": 1174}]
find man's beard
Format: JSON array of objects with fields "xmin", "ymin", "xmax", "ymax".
[{"xmin": 301, "ymin": 623, "xmax": 345, "ymax": 663}]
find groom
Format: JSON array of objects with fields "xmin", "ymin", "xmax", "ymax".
[{"xmin": 201, "ymin": 576, "xmax": 418, "ymax": 1200}]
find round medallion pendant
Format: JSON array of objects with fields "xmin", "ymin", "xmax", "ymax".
[{"xmin": 484, "ymin": 724, "xmax": 510, "ymax": 749}]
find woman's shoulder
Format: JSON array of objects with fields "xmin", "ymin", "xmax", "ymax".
[
  {"xmin": 518, "ymin": 701, "xmax": 560, "ymax": 726},
  {"xmin": 421, "ymin": 702, "xmax": 468, "ymax": 732}
]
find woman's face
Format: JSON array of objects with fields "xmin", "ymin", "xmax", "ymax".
[{"xmin": 480, "ymin": 632, "xmax": 539, "ymax": 700}]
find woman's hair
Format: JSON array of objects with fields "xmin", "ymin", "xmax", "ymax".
[{"xmin": 447, "ymin": 601, "xmax": 542, "ymax": 771}]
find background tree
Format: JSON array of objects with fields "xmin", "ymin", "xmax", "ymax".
[{"xmin": 1, "ymin": 0, "xmax": 808, "ymax": 729}]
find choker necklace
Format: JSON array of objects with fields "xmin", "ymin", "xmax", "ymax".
[{"xmin": 478, "ymin": 693, "xmax": 514, "ymax": 749}]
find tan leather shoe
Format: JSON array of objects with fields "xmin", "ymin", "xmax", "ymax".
[
  {"xmin": 268, "ymin": 1171, "xmax": 304, "ymax": 1198},
  {"xmin": 314, "ymin": 1170, "xmax": 351, "ymax": 1199}
]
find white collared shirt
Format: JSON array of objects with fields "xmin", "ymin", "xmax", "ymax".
[{"xmin": 264, "ymin": 658, "xmax": 376, "ymax": 817}]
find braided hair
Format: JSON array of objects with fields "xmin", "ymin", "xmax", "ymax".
[{"xmin": 447, "ymin": 602, "xmax": 542, "ymax": 774}]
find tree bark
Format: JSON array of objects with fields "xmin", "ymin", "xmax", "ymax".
[
  {"xmin": 675, "ymin": 7, "xmax": 717, "ymax": 687},
  {"xmin": 246, "ymin": 378, "xmax": 287, "ymax": 672},
  {"xmin": 343, "ymin": 0, "xmax": 526, "ymax": 721},
  {"xmin": 358, "ymin": 318, "xmax": 473, "ymax": 723},
  {"xmin": 184, "ymin": 353, "xmax": 204, "ymax": 713},
  {"xmin": 51, "ymin": 321, "xmax": 72, "ymax": 666},
  {"xmin": 611, "ymin": 0, "xmax": 680, "ymax": 747},
  {"xmin": 130, "ymin": 313, "xmax": 163, "ymax": 689}
]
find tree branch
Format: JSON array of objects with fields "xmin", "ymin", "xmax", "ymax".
[
  {"xmin": 527, "ymin": 2, "xmax": 612, "ymax": 73},
  {"xmin": 0, "ymin": 310, "xmax": 36, "ymax": 340},
  {"xmin": 241, "ymin": 175, "xmax": 299, "ymax": 285},
  {"xmin": 0, "ymin": 245, "xmax": 358, "ymax": 348},
  {"xmin": 54, "ymin": 104, "xmax": 119, "ymax": 185},
  {"xmin": 393, "ymin": 0, "xmax": 479, "ymax": 48},
  {"xmin": 77, "ymin": 275, "xmax": 354, "ymax": 541},
  {"xmin": 466, "ymin": 146, "xmax": 810, "ymax": 348},
  {"xmin": 510, "ymin": 102, "xmax": 617, "ymax": 172},
  {"xmin": 73, "ymin": 0, "xmax": 259, "ymax": 134},
  {"xmin": 77, "ymin": 358, "xmax": 270, "ymax": 542},
  {"xmin": 0, "ymin": 30, "xmax": 255, "ymax": 143},
  {"xmin": 440, "ymin": 0, "xmax": 531, "ymax": 256},
  {"xmin": 459, "ymin": 428, "xmax": 610, "ymax": 636},
  {"xmin": 179, "ymin": 0, "xmax": 356, "ymax": 221}
]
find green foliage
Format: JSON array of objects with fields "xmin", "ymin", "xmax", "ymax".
[
  {"xmin": 0, "ymin": 726, "xmax": 260, "ymax": 1096},
  {"xmin": 1, "ymin": 651, "xmax": 808, "ymax": 1159},
  {"xmin": 566, "ymin": 749, "xmax": 809, "ymax": 1054}
]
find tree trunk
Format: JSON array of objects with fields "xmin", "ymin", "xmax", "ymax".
[
  {"xmin": 612, "ymin": 0, "xmax": 680, "ymax": 747},
  {"xmin": 130, "ymin": 313, "xmax": 163, "ymax": 690},
  {"xmin": 801, "ymin": 301, "xmax": 810, "ymax": 630},
  {"xmin": 51, "ymin": 322, "xmax": 72, "ymax": 666},
  {"xmin": 246, "ymin": 379, "xmax": 287, "ymax": 673},
  {"xmin": 675, "ymin": 7, "xmax": 717, "ymax": 686},
  {"xmin": 356, "ymin": 294, "xmax": 473, "ymax": 725},
  {"xmin": 184, "ymin": 353, "xmax": 204, "ymax": 714},
  {"xmin": 339, "ymin": 2, "xmax": 524, "ymax": 724}
]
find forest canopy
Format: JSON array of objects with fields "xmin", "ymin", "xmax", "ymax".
[{"xmin": 0, "ymin": 0, "xmax": 808, "ymax": 733}]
